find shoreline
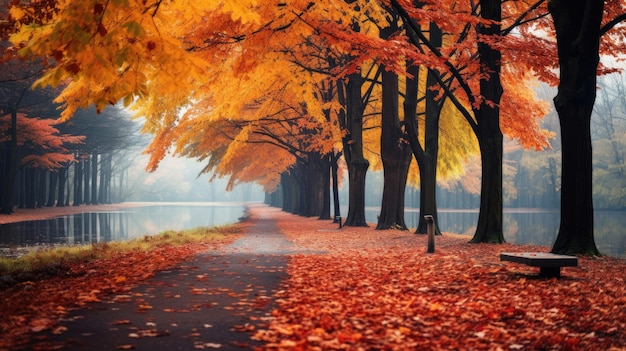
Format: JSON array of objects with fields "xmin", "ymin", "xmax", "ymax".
[{"xmin": 0, "ymin": 203, "xmax": 142, "ymax": 225}]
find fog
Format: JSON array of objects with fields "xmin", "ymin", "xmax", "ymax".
[{"xmin": 122, "ymin": 153, "xmax": 265, "ymax": 203}]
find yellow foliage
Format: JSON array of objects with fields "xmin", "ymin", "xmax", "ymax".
[{"xmin": 7, "ymin": 0, "xmax": 554, "ymax": 194}]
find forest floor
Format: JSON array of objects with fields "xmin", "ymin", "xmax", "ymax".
[{"xmin": 1, "ymin": 204, "xmax": 625, "ymax": 350}]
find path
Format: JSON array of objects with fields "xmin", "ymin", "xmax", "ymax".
[{"xmin": 25, "ymin": 207, "xmax": 295, "ymax": 351}]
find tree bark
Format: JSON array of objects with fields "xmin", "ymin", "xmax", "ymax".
[
  {"xmin": 548, "ymin": 0, "xmax": 602, "ymax": 255},
  {"xmin": 280, "ymin": 172, "xmax": 294, "ymax": 213},
  {"xmin": 46, "ymin": 171, "xmax": 57, "ymax": 207},
  {"xmin": 73, "ymin": 159, "xmax": 83, "ymax": 206},
  {"xmin": 318, "ymin": 154, "xmax": 332, "ymax": 220},
  {"xmin": 470, "ymin": 124, "xmax": 504, "ymax": 243},
  {"xmin": 25, "ymin": 168, "xmax": 36, "ymax": 209},
  {"xmin": 1, "ymin": 109, "xmax": 18, "ymax": 214},
  {"xmin": 339, "ymin": 73, "xmax": 370, "ymax": 227},
  {"xmin": 469, "ymin": 0, "xmax": 505, "ymax": 244},
  {"xmin": 37, "ymin": 168, "xmax": 46, "ymax": 207},
  {"xmin": 91, "ymin": 153, "xmax": 98, "ymax": 204},
  {"xmin": 83, "ymin": 155, "xmax": 90, "ymax": 205},
  {"xmin": 331, "ymin": 151, "xmax": 341, "ymax": 222},
  {"xmin": 416, "ymin": 23, "xmax": 444, "ymax": 235},
  {"xmin": 377, "ymin": 66, "xmax": 411, "ymax": 230},
  {"xmin": 57, "ymin": 166, "xmax": 67, "ymax": 207}
]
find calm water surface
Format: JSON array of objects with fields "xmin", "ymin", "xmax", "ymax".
[
  {"xmin": 364, "ymin": 208, "xmax": 626, "ymax": 258},
  {"xmin": 1, "ymin": 203, "xmax": 624, "ymax": 259},
  {"xmin": 0, "ymin": 202, "xmax": 246, "ymax": 247}
]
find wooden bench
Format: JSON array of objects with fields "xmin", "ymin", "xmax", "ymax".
[{"xmin": 500, "ymin": 252, "xmax": 578, "ymax": 278}]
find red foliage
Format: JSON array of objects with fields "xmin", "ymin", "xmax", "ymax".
[
  {"xmin": 253, "ymin": 209, "xmax": 626, "ymax": 350},
  {"xmin": 1, "ymin": 207, "xmax": 625, "ymax": 350},
  {"xmin": 0, "ymin": 113, "xmax": 85, "ymax": 170},
  {"xmin": 0, "ymin": 235, "xmax": 242, "ymax": 350}
]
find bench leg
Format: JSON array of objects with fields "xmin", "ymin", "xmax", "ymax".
[{"xmin": 540, "ymin": 266, "xmax": 561, "ymax": 278}]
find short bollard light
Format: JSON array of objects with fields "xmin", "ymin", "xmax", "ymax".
[
  {"xmin": 335, "ymin": 216, "xmax": 343, "ymax": 229},
  {"xmin": 425, "ymin": 215, "xmax": 435, "ymax": 253}
]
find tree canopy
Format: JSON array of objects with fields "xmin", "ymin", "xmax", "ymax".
[{"xmin": 4, "ymin": 0, "xmax": 626, "ymax": 252}]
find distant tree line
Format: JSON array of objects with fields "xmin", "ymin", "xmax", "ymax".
[
  {"xmin": 0, "ymin": 46, "xmax": 144, "ymax": 213},
  {"xmin": 277, "ymin": 70, "xmax": 626, "ymax": 212}
]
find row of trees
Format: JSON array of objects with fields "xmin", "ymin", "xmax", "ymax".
[
  {"xmin": 0, "ymin": 35, "xmax": 144, "ymax": 213},
  {"xmin": 4, "ymin": 0, "xmax": 625, "ymax": 255},
  {"xmin": 427, "ymin": 73, "xmax": 625, "ymax": 211},
  {"xmin": 0, "ymin": 106, "xmax": 141, "ymax": 212}
]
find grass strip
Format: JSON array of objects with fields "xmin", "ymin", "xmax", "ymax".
[{"xmin": 0, "ymin": 224, "xmax": 241, "ymax": 276}]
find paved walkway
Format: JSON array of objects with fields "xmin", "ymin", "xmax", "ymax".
[{"xmin": 26, "ymin": 208, "xmax": 295, "ymax": 350}]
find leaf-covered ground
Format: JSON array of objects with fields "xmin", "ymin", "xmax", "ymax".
[
  {"xmin": 1, "ymin": 205, "xmax": 625, "ymax": 350},
  {"xmin": 253, "ymin": 209, "xmax": 626, "ymax": 350},
  {"xmin": 0, "ymin": 232, "xmax": 245, "ymax": 350}
]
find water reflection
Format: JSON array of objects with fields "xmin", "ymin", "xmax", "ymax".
[
  {"xmin": 0, "ymin": 203, "xmax": 245, "ymax": 246},
  {"xmin": 368, "ymin": 208, "xmax": 626, "ymax": 258}
]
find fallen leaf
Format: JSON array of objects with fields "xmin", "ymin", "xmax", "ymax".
[
  {"xmin": 51, "ymin": 326, "xmax": 67, "ymax": 335},
  {"xmin": 111, "ymin": 320, "xmax": 131, "ymax": 325}
]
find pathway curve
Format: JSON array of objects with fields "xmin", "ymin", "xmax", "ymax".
[{"xmin": 26, "ymin": 206, "xmax": 295, "ymax": 351}]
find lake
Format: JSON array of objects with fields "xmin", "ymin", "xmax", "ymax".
[
  {"xmin": 0, "ymin": 203, "xmax": 624, "ymax": 259},
  {"xmin": 364, "ymin": 207, "xmax": 626, "ymax": 258},
  {"xmin": 0, "ymin": 202, "xmax": 246, "ymax": 247}
]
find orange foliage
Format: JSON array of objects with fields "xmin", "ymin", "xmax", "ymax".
[
  {"xmin": 0, "ymin": 114, "xmax": 84, "ymax": 170},
  {"xmin": 6, "ymin": 0, "xmax": 625, "ymax": 188},
  {"xmin": 254, "ymin": 208, "xmax": 626, "ymax": 350}
]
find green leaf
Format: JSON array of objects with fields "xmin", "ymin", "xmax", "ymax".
[{"xmin": 122, "ymin": 21, "xmax": 144, "ymax": 37}]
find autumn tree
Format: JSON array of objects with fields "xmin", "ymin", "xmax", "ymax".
[
  {"xmin": 7, "ymin": 0, "xmax": 555, "ymax": 237},
  {"xmin": 56, "ymin": 106, "xmax": 143, "ymax": 205},
  {"xmin": 404, "ymin": 21, "xmax": 446, "ymax": 235},
  {"xmin": 389, "ymin": 0, "xmax": 553, "ymax": 243},
  {"xmin": 0, "ymin": 113, "xmax": 84, "ymax": 211},
  {"xmin": 547, "ymin": 0, "xmax": 626, "ymax": 255},
  {"xmin": 0, "ymin": 36, "xmax": 69, "ymax": 212},
  {"xmin": 375, "ymin": 13, "xmax": 413, "ymax": 230}
]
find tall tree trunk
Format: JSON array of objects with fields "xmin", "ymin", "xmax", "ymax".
[
  {"xmin": 83, "ymin": 155, "xmax": 90, "ymax": 205},
  {"xmin": 25, "ymin": 168, "xmax": 36, "ymax": 209},
  {"xmin": 98, "ymin": 154, "xmax": 109, "ymax": 203},
  {"xmin": 91, "ymin": 153, "xmax": 98, "ymax": 204},
  {"xmin": 470, "ymin": 125, "xmax": 504, "ymax": 243},
  {"xmin": 319, "ymin": 153, "xmax": 333, "ymax": 219},
  {"xmin": 319, "ymin": 82, "xmax": 335, "ymax": 221},
  {"xmin": 1, "ymin": 109, "xmax": 18, "ymax": 214},
  {"xmin": 103, "ymin": 153, "xmax": 112, "ymax": 203},
  {"xmin": 331, "ymin": 151, "xmax": 341, "ymax": 223},
  {"xmin": 377, "ymin": 19, "xmax": 412, "ymax": 230},
  {"xmin": 548, "ymin": 0, "xmax": 602, "ymax": 255},
  {"xmin": 417, "ymin": 23, "xmax": 444, "ymax": 235},
  {"xmin": 37, "ymin": 169, "xmax": 47, "ymax": 208},
  {"xmin": 317, "ymin": 154, "xmax": 332, "ymax": 220},
  {"xmin": 46, "ymin": 171, "xmax": 57, "ymax": 207},
  {"xmin": 469, "ymin": 0, "xmax": 505, "ymax": 244},
  {"xmin": 377, "ymin": 64, "xmax": 411, "ymax": 230},
  {"xmin": 57, "ymin": 166, "xmax": 67, "ymax": 207},
  {"xmin": 339, "ymin": 73, "xmax": 369, "ymax": 227},
  {"xmin": 286, "ymin": 173, "xmax": 298, "ymax": 214},
  {"xmin": 299, "ymin": 163, "xmax": 312, "ymax": 216},
  {"xmin": 404, "ymin": 63, "xmax": 443, "ymax": 235},
  {"xmin": 73, "ymin": 159, "xmax": 83, "ymax": 206},
  {"xmin": 64, "ymin": 170, "xmax": 71, "ymax": 206},
  {"xmin": 17, "ymin": 169, "xmax": 25, "ymax": 208}
]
